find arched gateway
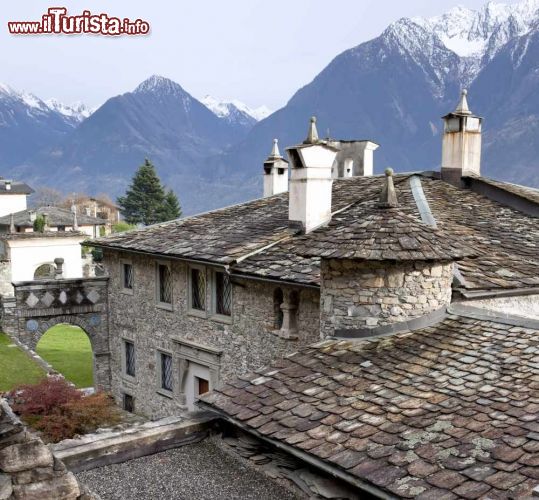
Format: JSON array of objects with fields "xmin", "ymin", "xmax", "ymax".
[{"xmin": 1, "ymin": 277, "xmax": 111, "ymax": 390}]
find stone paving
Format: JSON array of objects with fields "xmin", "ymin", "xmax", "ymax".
[{"xmin": 76, "ymin": 439, "xmax": 302, "ymax": 500}]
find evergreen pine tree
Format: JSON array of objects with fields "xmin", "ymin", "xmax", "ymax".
[
  {"xmin": 117, "ymin": 159, "xmax": 169, "ymax": 225},
  {"xmin": 162, "ymin": 189, "xmax": 182, "ymax": 221}
]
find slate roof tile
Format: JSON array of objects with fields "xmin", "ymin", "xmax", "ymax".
[
  {"xmin": 201, "ymin": 313, "xmax": 539, "ymax": 499},
  {"xmin": 90, "ymin": 173, "xmax": 539, "ymax": 293}
]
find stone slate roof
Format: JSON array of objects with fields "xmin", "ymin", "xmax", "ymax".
[
  {"xmin": 290, "ymin": 206, "xmax": 474, "ymax": 262},
  {"xmin": 0, "ymin": 206, "xmax": 106, "ymax": 228},
  {"xmin": 0, "ymin": 180, "xmax": 33, "ymax": 195},
  {"xmin": 201, "ymin": 309, "xmax": 539, "ymax": 499},
  {"xmin": 467, "ymin": 176, "xmax": 539, "ymax": 206},
  {"xmin": 90, "ymin": 173, "xmax": 539, "ymax": 292},
  {"xmin": 89, "ymin": 175, "xmax": 391, "ymax": 264}
]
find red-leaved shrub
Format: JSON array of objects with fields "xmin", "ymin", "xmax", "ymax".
[
  {"xmin": 9, "ymin": 377, "xmax": 121, "ymax": 443},
  {"xmin": 9, "ymin": 377, "xmax": 82, "ymax": 416}
]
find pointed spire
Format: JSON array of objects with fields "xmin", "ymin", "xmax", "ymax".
[
  {"xmin": 377, "ymin": 168, "xmax": 398, "ymax": 209},
  {"xmin": 303, "ymin": 116, "xmax": 319, "ymax": 144},
  {"xmin": 269, "ymin": 138, "xmax": 281, "ymax": 159},
  {"xmin": 455, "ymin": 89, "xmax": 472, "ymax": 115},
  {"xmin": 9, "ymin": 213, "xmax": 15, "ymax": 234}
]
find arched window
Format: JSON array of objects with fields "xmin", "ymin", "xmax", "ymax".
[
  {"xmin": 34, "ymin": 263, "xmax": 55, "ymax": 280},
  {"xmin": 273, "ymin": 288, "xmax": 284, "ymax": 330}
]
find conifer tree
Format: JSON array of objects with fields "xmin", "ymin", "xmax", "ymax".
[
  {"xmin": 117, "ymin": 159, "xmax": 181, "ymax": 225},
  {"xmin": 162, "ymin": 189, "xmax": 182, "ymax": 221}
]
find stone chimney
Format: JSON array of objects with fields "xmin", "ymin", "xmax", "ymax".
[
  {"xmin": 329, "ymin": 140, "xmax": 379, "ymax": 178},
  {"xmin": 441, "ymin": 89, "xmax": 483, "ymax": 185},
  {"xmin": 263, "ymin": 139, "xmax": 289, "ymax": 197},
  {"xmin": 287, "ymin": 117, "xmax": 338, "ymax": 233}
]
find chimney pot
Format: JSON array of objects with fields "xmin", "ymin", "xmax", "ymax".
[
  {"xmin": 288, "ymin": 117, "xmax": 338, "ymax": 233},
  {"xmin": 263, "ymin": 139, "xmax": 289, "ymax": 197},
  {"xmin": 441, "ymin": 90, "xmax": 482, "ymax": 184}
]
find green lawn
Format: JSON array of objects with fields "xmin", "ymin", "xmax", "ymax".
[
  {"xmin": 0, "ymin": 333, "xmax": 45, "ymax": 392},
  {"xmin": 36, "ymin": 325, "xmax": 94, "ymax": 388}
]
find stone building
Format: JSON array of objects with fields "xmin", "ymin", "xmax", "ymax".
[{"xmin": 88, "ymin": 90, "xmax": 539, "ymax": 432}]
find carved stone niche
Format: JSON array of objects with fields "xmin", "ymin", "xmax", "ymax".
[{"xmin": 172, "ymin": 337, "xmax": 222, "ymax": 405}]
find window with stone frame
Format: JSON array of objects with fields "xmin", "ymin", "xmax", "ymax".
[
  {"xmin": 157, "ymin": 262, "xmax": 173, "ymax": 305},
  {"xmin": 124, "ymin": 340, "xmax": 135, "ymax": 377},
  {"xmin": 123, "ymin": 393, "xmax": 134, "ymax": 413},
  {"xmin": 214, "ymin": 271, "xmax": 232, "ymax": 317},
  {"xmin": 122, "ymin": 262, "xmax": 134, "ymax": 290},
  {"xmin": 160, "ymin": 352, "xmax": 173, "ymax": 392},
  {"xmin": 190, "ymin": 267, "xmax": 206, "ymax": 311}
]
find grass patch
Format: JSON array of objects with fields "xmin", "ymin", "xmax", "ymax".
[
  {"xmin": 0, "ymin": 333, "xmax": 45, "ymax": 392},
  {"xmin": 36, "ymin": 325, "xmax": 93, "ymax": 388}
]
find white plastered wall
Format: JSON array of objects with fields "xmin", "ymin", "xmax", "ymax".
[
  {"xmin": 0, "ymin": 194, "xmax": 27, "ymax": 217},
  {"xmin": 7, "ymin": 236, "xmax": 84, "ymax": 282}
]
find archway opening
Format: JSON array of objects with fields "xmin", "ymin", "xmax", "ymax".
[{"xmin": 36, "ymin": 324, "xmax": 94, "ymax": 388}]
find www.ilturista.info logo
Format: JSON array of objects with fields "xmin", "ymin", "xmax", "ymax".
[{"xmin": 8, "ymin": 7, "xmax": 150, "ymax": 36}]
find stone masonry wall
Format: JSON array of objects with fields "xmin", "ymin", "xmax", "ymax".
[
  {"xmin": 104, "ymin": 250, "xmax": 320, "ymax": 419},
  {"xmin": 320, "ymin": 259, "xmax": 453, "ymax": 336},
  {"xmin": 0, "ymin": 399, "xmax": 94, "ymax": 500}
]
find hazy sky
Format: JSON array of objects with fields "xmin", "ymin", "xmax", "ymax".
[{"xmin": 0, "ymin": 0, "xmax": 521, "ymax": 110}]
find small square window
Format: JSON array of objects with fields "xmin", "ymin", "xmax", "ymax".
[
  {"xmin": 191, "ymin": 268, "xmax": 206, "ymax": 311},
  {"xmin": 196, "ymin": 376, "xmax": 209, "ymax": 396},
  {"xmin": 122, "ymin": 263, "xmax": 133, "ymax": 290},
  {"xmin": 123, "ymin": 393, "xmax": 134, "ymax": 413},
  {"xmin": 160, "ymin": 352, "xmax": 173, "ymax": 392},
  {"xmin": 157, "ymin": 263, "xmax": 172, "ymax": 305},
  {"xmin": 215, "ymin": 271, "xmax": 231, "ymax": 316},
  {"xmin": 124, "ymin": 340, "xmax": 135, "ymax": 377}
]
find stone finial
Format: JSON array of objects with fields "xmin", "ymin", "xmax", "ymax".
[
  {"xmin": 269, "ymin": 138, "xmax": 281, "ymax": 159},
  {"xmin": 9, "ymin": 213, "xmax": 15, "ymax": 234},
  {"xmin": 377, "ymin": 168, "xmax": 398, "ymax": 208},
  {"xmin": 455, "ymin": 89, "xmax": 472, "ymax": 115},
  {"xmin": 54, "ymin": 257, "xmax": 64, "ymax": 279},
  {"xmin": 303, "ymin": 116, "xmax": 319, "ymax": 144}
]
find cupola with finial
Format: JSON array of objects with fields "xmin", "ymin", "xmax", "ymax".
[
  {"xmin": 294, "ymin": 169, "xmax": 475, "ymax": 336},
  {"xmin": 263, "ymin": 139, "xmax": 289, "ymax": 197},
  {"xmin": 441, "ymin": 89, "xmax": 483, "ymax": 185}
]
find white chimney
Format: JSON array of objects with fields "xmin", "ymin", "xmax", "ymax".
[
  {"xmin": 263, "ymin": 139, "xmax": 289, "ymax": 197},
  {"xmin": 441, "ymin": 89, "xmax": 482, "ymax": 184},
  {"xmin": 287, "ymin": 117, "xmax": 338, "ymax": 233},
  {"xmin": 330, "ymin": 140, "xmax": 380, "ymax": 178},
  {"xmin": 5, "ymin": 180, "xmax": 11, "ymax": 191}
]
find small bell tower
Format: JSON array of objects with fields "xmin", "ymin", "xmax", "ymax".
[{"xmin": 441, "ymin": 90, "xmax": 483, "ymax": 185}]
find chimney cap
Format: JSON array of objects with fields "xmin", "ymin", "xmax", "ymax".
[
  {"xmin": 454, "ymin": 89, "xmax": 472, "ymax": 116},
  {"xmin": 268, "ymin": 138, "xmax": 282, "ymax": 159},
  {"xmin": 376, "ymin": 168, "xmax": 398, "ymax": 209},
  {"xmin": 303, "ymin": 116, "xmax": 319, "ymax": 144}
]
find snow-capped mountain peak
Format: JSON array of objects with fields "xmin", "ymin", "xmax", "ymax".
[
  {"xmin": 414, "ymin": 0, "xmax": 539, "ymax": 59},
  {"xmin": 201, "ymin": 95, "xmax": 271, "ymax": 122},
  {"xmin": 134, "ymin": 75, "xmax": 187, "ymax": 96},
  {"xmin": 45, "ymin": 98, "xmax": 93, "ymax": 121}
]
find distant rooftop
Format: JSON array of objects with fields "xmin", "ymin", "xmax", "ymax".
[{"xmin": 0, "ymin": 179, "xmax": 34, "ymax": 195}]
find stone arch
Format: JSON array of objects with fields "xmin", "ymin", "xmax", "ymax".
[{"xmin": 6, "ymin": 277, "xmax": 111, "ymax": 391}]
